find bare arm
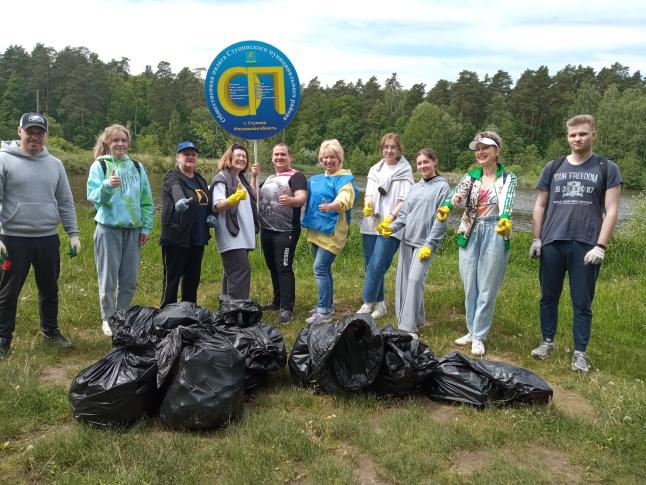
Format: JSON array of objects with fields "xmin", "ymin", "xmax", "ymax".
[
  {"xmin": 532, "ymin": 190, "xmax": 549, "ymax": 239},
  {"xmin": 597, "ymin": 185, "xmax": 621, "ymax": 247},
  {"xmin": 391, "ymin": 199, "xmax": 405, "ymax": 219}
]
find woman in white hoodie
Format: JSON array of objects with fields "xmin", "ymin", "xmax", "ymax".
[{"xmin": 357, "ymin": 133, "xmax": 414, "ymax": 319}]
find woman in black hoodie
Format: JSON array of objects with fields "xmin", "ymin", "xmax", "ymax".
[{"xmin": 159, "ymin": 141, "xmax": 212, "ymax": 308}]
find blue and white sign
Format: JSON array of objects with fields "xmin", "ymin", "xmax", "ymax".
[{"xmin": 204, "ymin": 40, "xmax": 300, "ymax": 140}]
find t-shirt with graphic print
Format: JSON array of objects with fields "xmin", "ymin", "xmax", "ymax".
[
  {"xmin": 259, "ymin": 171, "xmax": 307, "ymax": 232},
  {"xmin": 537, "ymin": 154, "xmax": 623, "ymax": 246},
  {"xmin": 476, "ymin": 186, "xmax": 498, "ymax": 219}
]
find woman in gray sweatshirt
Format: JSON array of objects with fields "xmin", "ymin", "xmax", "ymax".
[{"xmin": 375, "ymin": 148, "xmax": 450, "ymax": 337}]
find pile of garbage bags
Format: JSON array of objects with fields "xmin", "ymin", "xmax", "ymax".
[
  {"xmin": 289, "ymin": 316, "xmax": 552, "ymax": 406},
  {"xmin": 71, "ymin": 309, "xmax": 552, "ymax": 431},
  {"xmin": 69, "ymin": 300, "xmax": 286, "ymax": 430}
]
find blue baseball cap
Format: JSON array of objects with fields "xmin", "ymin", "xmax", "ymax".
[{"xmin": 176, "ymin": 141, "xmax": 199, "ymax": 153}]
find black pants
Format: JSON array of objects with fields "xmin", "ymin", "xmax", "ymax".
[
  {"xmin": 0, "ymin": 234, "xmax": 60, "ymax": 341},
  {"xmin": 160, "ymin": 245, "xmax": 205, "ymax": 308},
  {"xmin": 260, "ymin": 228, "xmax": 300, "ymax": 311},
  {"xmin": 220, "ymin": 248, "xmax": 251, "ymax": 300}
]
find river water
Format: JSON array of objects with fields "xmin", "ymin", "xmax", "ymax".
[{"xmin": 69, "ymin": 172, "xmax": 639, "ymax": 233}]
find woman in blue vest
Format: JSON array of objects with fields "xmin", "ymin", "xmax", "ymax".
[{"xmin": 301, "ymin": 139, "xmax": 357, "ymax": 324}]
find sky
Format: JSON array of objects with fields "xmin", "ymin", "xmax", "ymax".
[{"xmin": 2, "ymin": 0, "xmax": 646, "ymax": 89}]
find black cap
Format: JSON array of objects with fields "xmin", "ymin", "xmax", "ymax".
[{"xmin": 20, "ymin": 113, "xmax": 48, "ymax": 132}]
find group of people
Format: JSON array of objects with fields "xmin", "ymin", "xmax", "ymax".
[{"xmin": 0, "ymin": 112, "xmax": 622, "ymax": 374}]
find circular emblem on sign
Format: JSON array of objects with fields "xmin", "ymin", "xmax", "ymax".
[{"xmin": 204, "ymin": 40, "xmax": 300, "ymax": 140}]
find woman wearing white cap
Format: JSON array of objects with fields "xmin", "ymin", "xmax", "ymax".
[{"xmin": 435, "ymin": 131, "xmax": 517, "ymax": 356}]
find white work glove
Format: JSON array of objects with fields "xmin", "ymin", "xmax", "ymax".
[
  {"xmin": 529, "ymin": 239, "xmax": 542, "ymax": 259},
  {"xmin": 175, "ymin": 197, "xmax": 193, "ymax": 213},
  {"xmin": 69, "ymin": 236, "xmax": 81, "ymax": 257},
  {"xmin": 583, "ymin": 246, "xmax": 605, "ymax": 265}
]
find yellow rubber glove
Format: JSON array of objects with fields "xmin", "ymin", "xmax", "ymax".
[
  {"xmin": 418, "ymin": 246, "xmax": 432, "ymax": 261},
  {"xmin": 374, "ymin": 215, "xmax": 394, "ymax": 238},
  {"xmin": 436, "ymin": 205, "xmax": 450, "ymax": 222},
  {"xmin": 227, "ymin": 183, "xmax": 247, "ymax": 207},
  {"xmin": 363, "ymin": 202, "xmax": 372, "ymax": 217},
  {"xmin": 495, "ymin": 217, "xmax": 512, "ymax": 237}
]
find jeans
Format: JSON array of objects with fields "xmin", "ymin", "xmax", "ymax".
[
  {"xmin": 94, "ymin": 224, "xmax": 141, "ymax": 320},
  {"xmin": 395, "ymin": 242, "xmax": 433, "ymax": 333},
  {"xmin": 261, "ymin": 228, "xmax": 300, "ymax": 311},
  {"xmin": 311, "ymin": 244, "xmax": 337, "ymax": 312},
  {"xmin": 539, "ymin": 240, "xmax": 600, "ymax": 352},
  {"xmin": 458, "ymin": 217, "xmax": 508, "ymax": 341},
  {"xmin": 362, "ymin": 234, "xmax": 400, "ymax": 303}
]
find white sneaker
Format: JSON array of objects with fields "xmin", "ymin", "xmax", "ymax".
[
  {"xmin": 356, "ymin": 302, "xmax": 373, "ymax": 314},
  {"xmin": 371, "ymin": 301, "xmax": 387, "ymax": 319},
  {"xmin": 102, "ymin": 320, "xmax": 112, "ymax": 337},
  {"xmin": 455, "ymin": 333, "xmax": 472, "ymax": 346},
  {"xmin": 471, "ymin": 339, "xmax": 485, "ymax": 356}
]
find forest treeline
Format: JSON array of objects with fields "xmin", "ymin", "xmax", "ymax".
[{"xmin": 1, "ymin": 43, "xmax": 645, "ymax": 188}]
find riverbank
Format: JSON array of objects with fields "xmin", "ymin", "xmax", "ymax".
[{"xmin": 0, "ymin": 198, "xmax": 644, "ymax": 483}]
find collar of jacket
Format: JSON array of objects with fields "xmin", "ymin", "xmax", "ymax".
[{"xmin": 467, "ymin": 162, "xmax": 505, "ymax": 179}]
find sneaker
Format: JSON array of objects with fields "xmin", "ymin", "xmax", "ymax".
[
  {"xmin": 277, "ymin": 310, "xmax": 293, "ymax": 324},
  {"xmin": 531, "ymin": 339, "xmax": 555, "ymax": 360},
  {"xmin": 571, "ymin": 351, "xmax": 590, "ymax": 373},
  {"xmin": 102, "ymin": 320, "xmax": 112, "ymax": 337},
  {"xmin": 356, "ymin": 302, "xmax": 373, "ymax": 314},
  {"xmin": 43, "ymin": 330, "xmax": 73, "ymax": 349},
  {"xmin": 471, "ymin": 339, "xmax": 485, "ymax": 356},
  {"xmin": 371, "ymin": 301, "xmax": 387, "ymax": 319},
  {"xmin": 454, "ymin": 333, "xmax": 472, "ymax": 346},
  {"xmin": 310, "ymin": 305, "xmax": 334, "ymax": 315},
  {"xmin": 0, "ymin": 338, "xmax": 11, "ymax": 359},
  {"xmin": 305, "ymin": 311, "xmax": 333, "ymax": 324},
  {"xmin": 261, "ymin": 303, "xmax": 279, "ymax": 312}
]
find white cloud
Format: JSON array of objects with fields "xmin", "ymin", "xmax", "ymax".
[{"xmin": 1, "ymin": 0, "xmax": 645, "ymax": 89}]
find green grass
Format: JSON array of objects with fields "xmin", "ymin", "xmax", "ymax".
[{"xmin": 0, "ymin": 198, "xmax": 644, "ymax": 484}]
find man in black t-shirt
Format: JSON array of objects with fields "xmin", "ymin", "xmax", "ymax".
[{"xmin": 529, "ymin": 115, "xmax": 623, "ymax": 373}]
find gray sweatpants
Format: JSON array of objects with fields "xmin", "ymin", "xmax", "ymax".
[
  {"xmin": 94, "ymin": 224, "xmax": 141, "ymax": 320},
  {"xmin": 395, "ymin": 242, "xmax": 433, "ymax": 333}
]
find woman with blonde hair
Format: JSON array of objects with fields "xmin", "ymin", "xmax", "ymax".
[
  {"xmin": 436, "ymin": 131, "xmax": 517, "ymax": 356},
  {"xmin": 210, "ymin": 143, "xmax": 259, "ymax": 302},
  {"xmin": 87, "ymin": 124, "xmax": 153, "ymax": 336},
  {"xmin": 358, "ymin": 133, "xmax": 414, "ymax": 319},
  {"xmin": 301, "ymin": 139, "xmax": 358, "ymax": 324}
]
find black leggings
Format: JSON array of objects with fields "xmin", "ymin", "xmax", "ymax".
[
  {"xmin": 260, "ymin": 228, "xmax": 300, "ymax": 311},
  {"xmin": 160, "ymin": 245, "xmax": 205, "ymax": 308}
]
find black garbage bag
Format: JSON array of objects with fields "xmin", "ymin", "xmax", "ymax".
[
  {"xmin": 214, "ymin": 323, "xmax": 287, "ymax": 392},
  {"xmin": 371, "ymin": 326, "xmax": 438, "ymax": 395},
  {"xmin": 69, "ymin": 347, "xmax": 159, "ymax": 428},
  {"xmin": 422, "ymin": 351, "xmax": 553, "ymax": 408},
  {"xmin": 109, "ymin": 306, "xmax": 160, "ymax": 349},
  {"xmin": 288, "ymin": 315, "xmax": 384, "ymax": 393},
  {"xmin": 156, "ymin": 326, "xmax": 245, "ymax": 430},
  {"xmin": 153, "ymin": 302, "xmax": 204, "ymax": 333},
  {"xmin": 212, "ymin": 299, "xmax": 262, "ymax": 328}
]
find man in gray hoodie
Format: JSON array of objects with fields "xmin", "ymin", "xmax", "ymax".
[{"xmin": 0, "ymin": 113, "xmax": 80, "ymax": 358}]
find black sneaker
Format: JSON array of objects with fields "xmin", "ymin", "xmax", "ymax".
[
  {"xmin": 277, "ymin": 310, "xmax": 293, "ymax": 324},
  {"xmin": 261, "ymin": 303, "xmax": 279, "ymax": 311},
  {"xmin": 43, "ymin": 330, "xmax": 73, "ymax": 349},
  {"xmin": 0, "ymin": 338, "xmax": 11, "ymax": 359}
]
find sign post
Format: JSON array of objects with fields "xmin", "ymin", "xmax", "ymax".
[{"xmin": 204, "ymin": 40, "xmax": 300, "ymax": 210}]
